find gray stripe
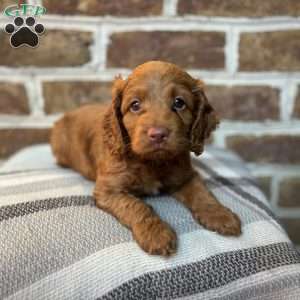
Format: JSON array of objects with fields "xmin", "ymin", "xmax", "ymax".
[
  {"xmin": 0, "ymin": 195, "xmax": 94, "ymax": 222},
  {"xmin": 215, "ymin": 273, "xmax": 300, "ymax": 300},
  {"xmin": 177, "ymin": 266, "xmax": 300, "ymax": 300},
  {"xmin": 99, "ymin": 242, "xmax": 300, "ymax": 300}
]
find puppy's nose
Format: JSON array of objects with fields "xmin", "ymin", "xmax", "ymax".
[{"xmin": 148, "ymin": 127, "xmax": 170, "ymax": 143}]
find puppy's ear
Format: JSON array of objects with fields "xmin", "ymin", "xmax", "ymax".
[
  {"xmin": 190, "ymin": 80, "xmax": 219, "ymax": 156},
  {"xmin": 103, "ymin": 75, "xmax": 129, "ymax": 157}
]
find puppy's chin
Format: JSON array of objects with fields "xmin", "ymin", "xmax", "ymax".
[
  {"xmin": 131, "ymin": 143, "xmax": 180, "ymax": 161},
  {"xmin": 135, "ymin": 151, "xmax": 172, "ymax": 162}
]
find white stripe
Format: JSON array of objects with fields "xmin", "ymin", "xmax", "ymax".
[
  {"xmin": 6, "ymin": 220, "xmax": 290, "ymax": 300},
  {"xmin": 0, "ymin": 172, "xmax": 81, "ymax": 188},
  {"xmin": 0, "ymin": 185, "xmax": 93, "ymax": 207},
  {"xmin": 0, "ymin": 145, "xmax": 55, "ymax": 171}
]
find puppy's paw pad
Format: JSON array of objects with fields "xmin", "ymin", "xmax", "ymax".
[
  {"xmin": 194, "ymin": 207, "xmax": 242, "ymax": 236},
  {"xmin": 133, "ymin": 217, "xmax": 177, "ymax": 256}
]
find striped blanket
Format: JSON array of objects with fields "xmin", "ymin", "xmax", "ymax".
[{"xmin": 0, "ymin": 145, "xmax": 299, "ymax": 300}]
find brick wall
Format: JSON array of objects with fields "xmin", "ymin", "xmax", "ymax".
[{"xmin": 0, "ymin": 0, "xmax": 300, "ymax": 246}]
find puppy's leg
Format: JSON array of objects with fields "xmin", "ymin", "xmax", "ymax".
[
  {"xmin": 94, "ymin": 187, "xmax": 177, "ymax": 256},
  {"xmin": 173, "ymin": 173, "xmax": 241, "ymax": 236}
]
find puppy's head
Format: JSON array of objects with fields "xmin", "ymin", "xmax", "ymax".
[{"xmin": 106, "ymin": 61, "xmax": 219, "ymax": 160}]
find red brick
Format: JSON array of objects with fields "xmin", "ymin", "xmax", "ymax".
[
  {"xmin": 206, "ymin": 86, "xmax": 280, "ymax": 121},
  {"xmin": 280, "ymin": 219, "xmax": 300, "ymax": 244},
  {"xmin": 0, "ymin": 129, "xmax": 50, "ymax": 158},
  {"xmin": 107, "ymin": 31, "xmax": 225, "ymax": 69},
  {"xmin": 43, "ymin": 81, "xmax": 111, "ymax": 114},
  {"xmin": 0, "ymin": 83, "xmax": 29, "ymax": 115},
  {"xmin": 278, "ymin": 177, "xmax": 300, "ymax": 207},
  {"xmin": 226, "ymin": 135, "xmax": 300, "ymax": 164},
  {"xmin": 0, "ymin": 30, "xmax": 92, "ymax": 67},
  {"xmin": 0, "ymin": 0, "xmax": 15, "ymax": 10},
  {"xmin": 239, "ymin": 31, "xmax": 300, "ymax": 71},
  {"xmin": 178, "ymin": 0, "xmax": 300, "ymax": 17},
  {"xmin": 43, "ymin": 0, "xmax": 162, "ymax": 16},
  {"xmin": 256, "ymin": 176, "xmax": 272, "ymax": 200},
  {"xmin": 292, "ymin": 87, "xmax": 300, "ymax": 119}
]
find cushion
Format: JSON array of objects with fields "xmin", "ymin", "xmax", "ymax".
[{"xmin": 0, "ymin": 145, "xmax": 299, "ymax": 300}]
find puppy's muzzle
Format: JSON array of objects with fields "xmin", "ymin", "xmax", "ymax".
[{"xmin": 147, "ymin": 127, "xmax": 170, "ymax": 145}]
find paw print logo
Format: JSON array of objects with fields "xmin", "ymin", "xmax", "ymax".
[{"xmin": 4, "ymin": 16, "xmax": 45, "ymax": 48}]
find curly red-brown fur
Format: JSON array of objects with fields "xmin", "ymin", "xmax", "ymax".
[{"xmin": 51, "ymin": 61, "xmax": 241, "ymax": 256}]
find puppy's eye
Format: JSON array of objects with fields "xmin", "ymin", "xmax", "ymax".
[
  {"xmin": 130, "ymin": 99, "xmax": 141, "ymax": 113},
  {"xmin": 172, "ymin": 96, "xmax": 186, "ymax": 111}
]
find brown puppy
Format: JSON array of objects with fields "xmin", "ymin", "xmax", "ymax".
[{"xmin": 51, "ymin": 61, "xmax": 241, "ymax": 256}]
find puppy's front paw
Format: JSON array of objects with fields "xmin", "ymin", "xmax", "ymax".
[
  {"xmin": 194, "ymin": 206, "xmax": 242, "ymax": 236},
  {"xmin": 133, "ymin": 217, "xmax": 177, "ymax": 256}
]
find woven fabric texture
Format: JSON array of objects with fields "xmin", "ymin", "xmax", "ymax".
[{"xmin": 0, "ymin": 145, "xmax": 299, "ymax": 300}]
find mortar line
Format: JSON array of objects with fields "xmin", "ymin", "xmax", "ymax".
[
  {"xmin": 0, "ymin": 15, "xmax": 299, "ymax": 27},
  {"xmin": 283, "ymin": 82, "xmax": 298, "ymax": 121},
  {"xmin": 2, "ymin": 70, "xmax": 300, "ymax": 83},
  {"xmin": 88, "ymin": 25, "xmax": 103, "ymax": 70},
  {"xmin": 225, "ymin": 27, "xmax": 239, "ymax": 75},
  {"xmin": 33, "ymin": 77, "xmax": 45, "ymax": 116},
  {"xmin": 163, "ymin": 0, "xmax": 178, "ymax": 17},
  {"xmin": 98, "ymin": 24, "xmax": 109, "ymax": 70},
  {"xmin": 23, "ymin": 77, "xmax": 40, "ymax": 116}
]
